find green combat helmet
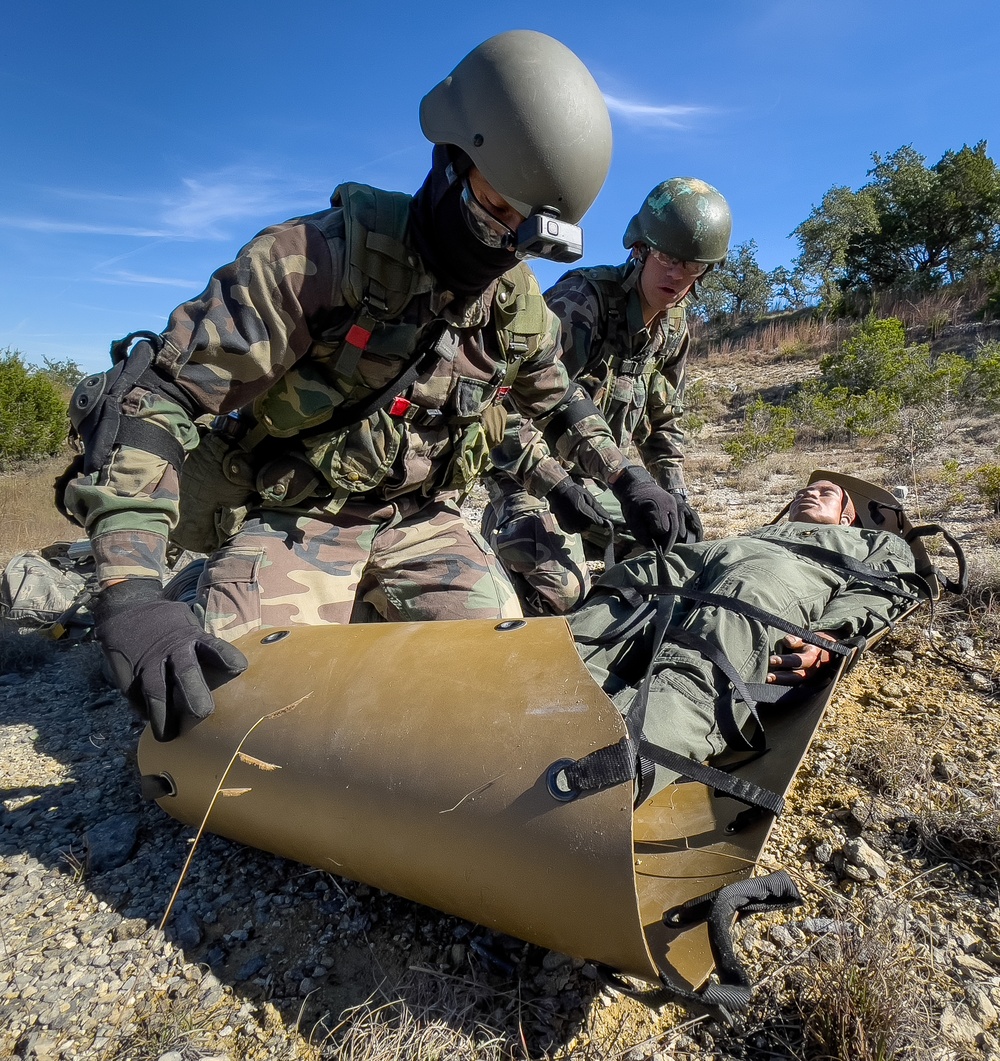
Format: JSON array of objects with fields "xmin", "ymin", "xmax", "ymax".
[
  {"xmin": 623, "ymin": 178, "xmax": 732, "ymax": 264},
  {"xmin": 419, "ymin": 30, "xmax": 613, "ymax": 225}
]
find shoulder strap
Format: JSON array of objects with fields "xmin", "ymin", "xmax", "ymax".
[
  {"xmin": 574, "ymin": 266, "xmax": 628, "ymax": 361},
  {"xmin": 493, "ymin": 263, "xmax": 550, "ymax": 376},
  {"xmin": 332, "ymin": 183, "xmax": 431, "ymax": 316},
  {"xmin": 329, "ymin": 183, "xmax": 433, "ymax": 379}
]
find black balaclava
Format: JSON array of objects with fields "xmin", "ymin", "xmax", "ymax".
[{"xmin": 408, "ymin": 145, "xmax": 517, "ymax": 296}]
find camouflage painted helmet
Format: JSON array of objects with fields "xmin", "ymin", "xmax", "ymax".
[
  {"xmin": 623, "ymin": 178, "xmax": 732, "ymax": 263},
  {"xmin": 419, "ymin": 31, "xmax": 612, "ymax": 225}
]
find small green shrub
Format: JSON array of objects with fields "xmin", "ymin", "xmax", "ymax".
[
  {"xmin": 927, "ymin": 351, "xmax": 971, "ymax": 400},
  {"xmin": 788, "ymin": 382, "xmax": 900, "ymax": 443},
  {"xmin": 963, "ymin": 341, "xmax": 1000, "ymax": 409},
  {"xmin": 820, "ymin": 315, "xmax": 942, "ymax": 405},
  {"xmin": 973, "ymin": 463, "xmax": 1000, "ymax": 515},
  {"xmin": 723, "ymin": 397, "xmax": 796, "ymax": 470},
  {"xmin": 937, "ymin": 457, "xmax": 968, "ymax": 506},
  {"xmin": 678, "ymin": 377, "xmax": 719, "ymax": 436},
  {"xmin": 788, "ymin": 382, "xmax": 849, "ymax": 442},
  {"xmin": 842, "ymin": 388, "xmax": 902, "ymax": 438},
  {"xmin": 0, "ymin": 349, "xmax": 69, "ymax": 464}
]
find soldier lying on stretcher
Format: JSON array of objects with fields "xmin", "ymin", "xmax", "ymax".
[
  {"xmin": 565, "ymin": 478, "xmax": 923, "ymax": 800},
  {"xmin": 143, "ymin": 477, "xmax": 920, "ymax": 775}
]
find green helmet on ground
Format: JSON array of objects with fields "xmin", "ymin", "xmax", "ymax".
[
  {"xmin": 623, "ymin": 178, "xmax": 732, "ymax": 263},
  {"xmin": 419, "ymin": 30, "xmax": 612, "ymax": 225}
]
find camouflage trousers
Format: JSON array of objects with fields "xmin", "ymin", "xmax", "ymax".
[
  {"xmin": 194, "ymin": 495, "xmax": 521, "ymax": 642},
  {"xmin": 481, "ymin": 474, "xmax": 634, "ymax": 616}
]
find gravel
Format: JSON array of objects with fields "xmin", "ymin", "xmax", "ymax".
[{"xmin": 2, "ymin": 562, "xmax": 1000, "ymax": 1059}]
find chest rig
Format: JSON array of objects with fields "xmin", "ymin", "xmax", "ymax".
[
  {"xmin": 567, "ymin": 265, "xmax": 686, "ymax": 447},
  {"xmin": 173, "ymin": 183, "xmax": 549, "ymax": 552}
]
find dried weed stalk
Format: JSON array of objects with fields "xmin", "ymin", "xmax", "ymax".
[{"xmin": 159, "ymin": 694, "xmax": 307, "ymax": 931}]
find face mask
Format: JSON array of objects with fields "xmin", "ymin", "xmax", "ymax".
[{"xmin": 409, "ymin": 146, "xmax": 517, "ymax": 295}]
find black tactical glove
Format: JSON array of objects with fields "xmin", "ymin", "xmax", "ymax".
[
  {"xmin": 546, "ymin": 477, "xmax": 613, "ymax": 536},
  {"xmin": 671, "ymin": 491, "xmax": 705, "ymax": 544},
  {"xmin": 610, "ymin": 466, "xmax": 679, "ymax": 552},
  {"xmin": 94, "ymin": 578, "xmax": 248, "ymax": 743}
]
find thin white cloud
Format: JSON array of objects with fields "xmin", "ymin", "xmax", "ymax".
[
  {"xmin": 603, "ymin": 95, "xmax": 708, "ymax": 129},
  {"xmin": 94, "ymin": 270, "xmax": 201, "ymax": 288},
  {"xmin": 159, "ymin": 167, "xmax": 324, "ymax": 239},
  {"xmin": 0, "ymin": 165, "xmax": 326, "ymax": 244},
  {"xmin": 0, "ymin": 216, "xmax": 169, "ymax": 237}
]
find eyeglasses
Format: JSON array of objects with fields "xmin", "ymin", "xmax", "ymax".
[
  {"xmin": 460, "ymin": 180, "xmax": 517, "ymax": 251},
  {"xmin": 646, "ymin": 247, "xmax": 710, "ymax": 277}
]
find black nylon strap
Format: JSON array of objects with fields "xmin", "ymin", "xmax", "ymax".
[
  {"xmin": 540, "ymin": 388, "xmax": 603, "ymax": 448},
  {"xmin": 546, "ymin": 736, "xmax": 636, "ymax": 799},
  {"xmin": 549, "ymin": 729, "xmax": 783, "ymax": 815},
  {"xmin": 646, "ymin": 586, "xmax": 856, "ymax": 657},
  {"xmin": 620, "ymin": 589, "xmax": 674, "ymax": 741},
  {"xmin": 637, "ymin": 741, "xmax": 784, "ymax": 814},
  {"xmin": 596, "ymin": 966, "xmax": 748, "ymax": 1024},
  {"xmin": 571, "ymin": 588, "xmax": 653, "ymax": 646},
  {"xmin": 757, "ymin": 538, "xmax": 926, "ymax": 601},
  {"xmin": 77, "ymin": 340, "xmax": 190, "ymax": 476},
  {"xmin": 599, "ymin": 870, "xmax": 803, "ymax": 1019},
  {"xmin": 664, "ymin": 870, "xmax": 803, "ymax": 992},
  {"xmin": 116, "ymin": 418, "xmax": 186, "ymax": 474},
  {"xmin": 906, "ymin": 523, "xmax": 968, "ymax": 594},
  {"xmin": 661, "ymin": 627, "xmax": 766, "ymax": 753},
  {"xmin": 295, "ymin": 321, "xmax": 448, "ymax": 439}
]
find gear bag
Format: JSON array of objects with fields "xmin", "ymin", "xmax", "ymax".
[{"xmin": 0, "ymin": 542, "xmax": 96, "ymax": 638}]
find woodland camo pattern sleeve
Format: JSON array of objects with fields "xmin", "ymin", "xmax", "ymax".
[
  {"xmin": 634, "ymin": 327, "xmax": 690, "ymax": 493},
  {"xmin": 63, "ymin": 213, "xmax": 344, "ymax": 585}
]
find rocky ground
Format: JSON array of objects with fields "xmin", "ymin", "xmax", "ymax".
[{"xmin": 2, "ymin": 333, "xmax": 999, "ymax": 1060}]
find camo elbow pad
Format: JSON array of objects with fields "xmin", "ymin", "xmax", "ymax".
[{"xmin": 69, "ymin": 332, "xmax": 189, "ymax": 477}]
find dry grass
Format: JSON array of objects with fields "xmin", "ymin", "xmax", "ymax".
[
  {"xmin": 844, "ymin": 707, "xmax": 1000, "ymax": 882},
  {"xmin": 690, "ymin": 284, "xmax": 1000, "ymax": 367},
  {"xmin": 786, "ymin": 896, "xmax": 936, "ymax": 1061},
  {"xmin": 96, "ymin": 991, "xmax": 226, "ymax": 1061},
  {"xmin": 911, "ymin": 783, "xmax": 1000, "ymax": 881},
  {"xmin": 960, "ymin": 546, "xmax": 1000, "ymax": 642},
  {"xmin": 845, "ymin": 722, "xmax": 931, "ymax": 799},
  {"xmin": 0, "ymin": 455, "xmax": 80, "ymax": 568},
  {"xmin": 307, "ymin": 971, "xmax": 517, "ymax": 1061},
  {"xmin": 691, "ymin": 314, "xmax": 854, "ymax": 365},
  {"xmin": 0, "ymin": 617, "xmax": 63, "ymax": 674}
]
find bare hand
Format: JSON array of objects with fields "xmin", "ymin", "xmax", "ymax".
[{"xmin": 766, "ymin": 632, "xmax": 837, "ymax": 685}]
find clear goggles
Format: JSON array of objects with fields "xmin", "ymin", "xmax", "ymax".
[
  {"xmin": 459, "ymin": 180, "xmax": 517, "ymax": 251},
  {"xmin": 646, "ymin": 247, "xmax": 710, "ymax": 277}
]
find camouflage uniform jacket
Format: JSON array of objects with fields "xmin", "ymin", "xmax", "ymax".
[
  {"xmin": 490, "ymin": 261, "xmax": 690, "ymax": 498},
  {"xmin": 64, "ymin": 187, "xmax": 631, "ymax": 585}
]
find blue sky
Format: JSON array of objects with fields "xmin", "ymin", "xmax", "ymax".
[{"xmin": 2, "ymin": 0, "xmax": 998, "ymax": 374}]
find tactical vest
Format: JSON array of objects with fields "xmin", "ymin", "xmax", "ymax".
[
  {"xmin": 173, "ymin": 183, "xmax": 550, "ymax": 553},
  {"xmin": 562, "ymin": 265, "xmax": 686, "ymax": 448}
]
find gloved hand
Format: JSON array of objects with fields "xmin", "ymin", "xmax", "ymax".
[
  {"xmin": 671, "ymin": 493, "xmax": 704, "ymax": 544},
  {"xmin": 94, "ymin": 578, "xmax": 248, "ymax": 742},
  {"xmin": 610, "ymin": 465, "xmax": 679, "ymax": 552},
  {"xmin": 546, "ymin": 477, "xmax": 613, "ymax": 536}
]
